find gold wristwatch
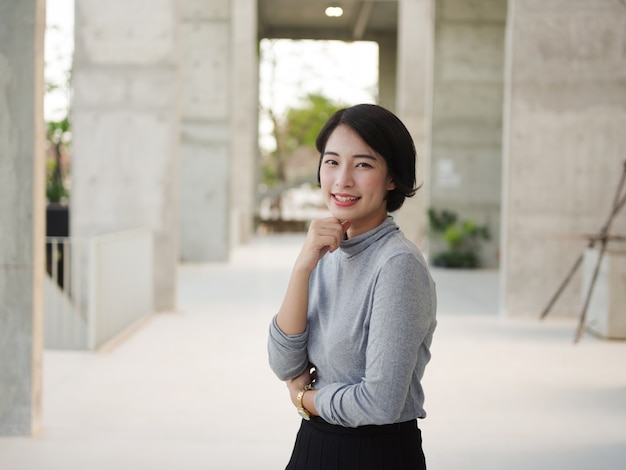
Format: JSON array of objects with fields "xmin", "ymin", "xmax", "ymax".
[{"xmin": 296, "ymin": 384, "xmax": 313, "ymax": 420}]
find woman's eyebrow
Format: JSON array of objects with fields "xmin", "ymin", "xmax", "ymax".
[
  {"xmin": 323, "ymin": 151, "xmax": 377, "ymax": 161},
  {"xmin": 353, "ymin": 154, "xmax": 377, "ymax": 161}
]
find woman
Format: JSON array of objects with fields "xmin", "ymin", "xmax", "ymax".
[{"xmin": 268, "ymin": 104, "xmax": 437, "ymax": 469}]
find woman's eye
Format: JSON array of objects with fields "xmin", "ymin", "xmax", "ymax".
[
  {"xmin": 356, "ymin": 162, "xmax": 372, "ymax": 168},
  {"xmin": 323, "ymin": 159, "xmax": 338, "ymax": 166}
]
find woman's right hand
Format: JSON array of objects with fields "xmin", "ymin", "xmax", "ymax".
[
  {"xmin": 295, "ymin": 218, "xmax": 351, "ymax": 273},
  {"xmin": 276, "ymin": 218, "xmax": 350, "ymax": 335}
]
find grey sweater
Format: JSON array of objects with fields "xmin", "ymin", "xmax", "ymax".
[{"xmin": 268, "ymin": 217, "xmax": 437, "ymax": 428}]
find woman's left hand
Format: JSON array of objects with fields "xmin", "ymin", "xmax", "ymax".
[{"xmin": 287, "ymin": 366, "xmax": 316, "ymax": 407}]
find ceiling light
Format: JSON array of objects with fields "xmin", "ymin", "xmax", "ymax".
[{"xmin": 325, "ymin": 5, "xmax": 344, "ymax": 18}]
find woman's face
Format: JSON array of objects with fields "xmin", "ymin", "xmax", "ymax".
[{"xmin": 319, "ymin": 124, "xmax": 395, "ymax": 237}]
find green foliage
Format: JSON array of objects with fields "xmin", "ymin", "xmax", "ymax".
[
  {"xmin": 46, "ymin": 117, "xmax": 71, "ymax": 143},
  {"xmin": 263, "ymin": 94, "xmax": 344, "ymax": 188},
  {"xmin": 430, "ymin": 251, "xmax": 479, "ymax": 269},
  {"xmin": 46, "ymin": 159, "xmax": 68, "ymax": 203},
  {"xmin": 284, "ymin": 94, "xmax": 343, "ymax": 151},
  {"xmin": 428, "ymin": 209, "xmax": 457, "ymax": 233},
  {"xmin": 428, "ymin": 208, "xmax": 490, "ymax": 268},
  {"xmin": 44, "ymin": 31, "xmax": 73, "ymax": 205},
  {"xmin": 261, "ymin": 162, "xmax": 279, "ymax": 188},
  {"xmin": 45, "ymin": 117, "xmax": 71, "ymax": 204}
]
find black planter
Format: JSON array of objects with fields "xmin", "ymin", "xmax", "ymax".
[{"xmin": 46, "ymin": 204, "xmax": 70, "ymax": 288}]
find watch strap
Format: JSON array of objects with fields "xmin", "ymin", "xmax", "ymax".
[{"xmin": 296, "ymin": 384, "xmax": 313, "ymax": 420}]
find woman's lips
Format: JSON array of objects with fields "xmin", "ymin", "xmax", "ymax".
[{"xmin": 332, "ymin": 193, "xmax": 360, "ymax": 206}]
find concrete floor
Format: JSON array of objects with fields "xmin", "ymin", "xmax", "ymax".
[{"xmin": 1, "ymin": 234, "xmax": 625, "ymax": 469}]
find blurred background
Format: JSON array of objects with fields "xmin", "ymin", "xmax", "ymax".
[{"xmin": 1, "ymin": 1, "xmax": 625, "ymax": 467}]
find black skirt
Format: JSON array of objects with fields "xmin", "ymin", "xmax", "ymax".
[{"xmin": 285, "ymin": 417, "xmax": 426, "ymax": 470}]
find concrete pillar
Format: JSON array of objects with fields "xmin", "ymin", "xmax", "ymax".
[
  {"xmin": 501, "ymin": 0, "xmax": 626, "ymax": 317},
  {"xmin": 0, "ymin": 0, "xmax": 45, "ymax": 436},
  {"xmin": 377, "ymin": 33, "xmax": 397, "ymax": 112},
  {"xmin": 179, "ymin": 0, "xmax": 232, "ymax": 262},
  {"xmin": 395, "ymin": 0, "xmax": 435, "ymax": 250},
  {"xmin": 72, "ymin": 0, "xmax": 180, "ymax": 310},
  {"xmin": 230, "ymin": 0, "xmax": 258, "ymax": 248},
  {"xmin": 429, "ymin": 0, "xmax": 507, "ymax": 268},
  {"xmin": 179, "ymin": 0, "xmax": 257, "ymax": 262}
]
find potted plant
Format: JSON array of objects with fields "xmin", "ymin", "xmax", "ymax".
[
  {"xmin": 428, "ymin": 208, "xmax": 490, "ymax": 268},
  {"xmin": 45, "ymin": 118, "xmax": 71, "ymax": 287}
]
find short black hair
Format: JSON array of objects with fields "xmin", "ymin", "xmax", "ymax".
[{"xmin": 315, "ymin": 104, "xmax": 419, "ymax": 213}]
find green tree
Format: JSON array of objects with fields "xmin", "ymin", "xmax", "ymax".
[
  {"xmin": 45, "ymin": 117, "xmax": 71, "ymax": 203},
  {"xmin": 285, "ymin": 93, "xmax": 342, "ymax": 151},
  {"xmin": 264, "ymin": 93, "xmax": 344, "ymax": 188},
  {"xmin": 45, "ymin": 21, "xmax": 73, "ymax": 204}
]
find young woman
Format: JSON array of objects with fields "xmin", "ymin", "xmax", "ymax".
[{"xmin": 268, "ymin": 104, "xmax": 437, "ymax": 470}]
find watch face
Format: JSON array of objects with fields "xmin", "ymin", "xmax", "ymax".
[{"xmin": 298, "ymin": 408, "xmax": 311, "ymax": 421}]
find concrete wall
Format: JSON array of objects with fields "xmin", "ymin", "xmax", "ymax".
[
  {"xmin": 0, "ymin": 0, "xmax": 45, "ymax": 435},
  {"xmin": 377, "ymin": 33, "xmax": 398, "ymax": 111},
  {"xmin": 72, "ymin": 0, "xmax": 180, "ymax": 310},
  {"xmin": 179, "ymin": 0, "xmax": 258, "ymax": 261},
  {"xmin": 71, "ymin": 0, "xmax": 257, "ymax": 266},
  {"xmin": 230, "ymin": 0, "xmax": 259, "ymax": 249},
  {"xmin": 501, "ymin": 0, "xmax": 626, "ymax": 317},
  {"xmin": 395, "ymin": 0, "xmax": 435, "ymax": 251},
  {"xmin": 429, "ymin": 0, "xmax": 507, "ymax": 268},
  {"xmin": 179, "ymin": 0, "xmax": 232, "ymax": 262}
]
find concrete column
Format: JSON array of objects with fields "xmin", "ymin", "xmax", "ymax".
[
  {"xmin": 501, "ymin": 0, "xmax": 626, "ymax": 317},
  {"xmin": 179, "ymin": 0, "xmax": 257, "ymax": 261},
  {"xmin": 72, "ymin": 0, "xmax": 180, "ymax": 310},
  {"xmin": 179, "ymin": 0, "xmax": 232, "ymax": 262},
  {"xmin": 377, "ymin": 33, "xmax": 397, "ymax": 112},
  {"xmin": 230, "ymin": 0, "xmax": 258, "ymax": 248},
  {"xmin": 0, "ymin": 0, "xmax": 45, "ymax": 435},
  {"xmin": 429, "ymin": 0, "xmax": 507, "ymax": 268},
  {"xmin": 395, "ymin": 0, "xmax": 435, "ymax": 250}
]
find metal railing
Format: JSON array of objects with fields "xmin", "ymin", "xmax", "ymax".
[{"xmin": 45, "ymin": 237, "xmax": 88, "ymax": 349}]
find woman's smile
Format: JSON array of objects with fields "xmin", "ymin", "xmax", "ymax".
[{"xmin": 332, "ymin": 193, "xmax": 360, "ymax": 206}]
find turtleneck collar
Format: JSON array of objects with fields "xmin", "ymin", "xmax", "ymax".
[{"xmin": 339, "ymin": 216, "xmax": 399, "ymax": 258}]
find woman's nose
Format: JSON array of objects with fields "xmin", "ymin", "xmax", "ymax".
[{"xmin": 335, "ymin": 166, "xmax": 353, "ymax": 188}]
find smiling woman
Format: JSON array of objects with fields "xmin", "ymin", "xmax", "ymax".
[{"xmin": 268, "ymin": 104, "xmax": 437, "ymax": 470}]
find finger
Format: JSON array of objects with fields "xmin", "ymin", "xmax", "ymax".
[
  {"xmin": 305, "ymin": 218, "xmax": 345, "ymax": 254},
  {"xmin": 309, "ymin": 218, "xmax": 343, "ymax": 235},
  {"xmin": 308, "ymin": 225, "xmax": 342, "ymax": 248},
  {"xmin": 340, "ymin": 220, "xmax": 351, "ymax": 235}
]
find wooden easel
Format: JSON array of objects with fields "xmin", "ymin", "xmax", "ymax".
[{"xmin": 540, "ymin": 160, "xmax": 626, "ymax": 342}]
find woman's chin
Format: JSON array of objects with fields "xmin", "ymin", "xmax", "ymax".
[{"xmin": 327, "ymin": 207, "xmax": 351, "ymax": 221}]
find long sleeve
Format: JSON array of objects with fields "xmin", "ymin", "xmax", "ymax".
[
  {"xmin": 267, "ymin": 217, "xmax": 437, "ymax": 427},
  {"xmin": 313, "ymin": 253, "xmax": 436, "ymax": 427},
  {"xmin": 267, "ymin": 316, "xmax": 310, "ymax": 381}
]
